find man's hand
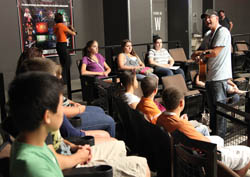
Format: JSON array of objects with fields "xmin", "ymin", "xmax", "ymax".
[{"xmin": 191, "ymin": 51, "xmax": 203, "ymax": 60}]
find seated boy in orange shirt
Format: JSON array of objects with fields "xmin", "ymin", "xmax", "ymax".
[
  {"xmin": 157, "ymin": 87, "xmax": 250, "ymax": 176},
  {"xmin": 156, "ymin": 87, "xmax": 210, "ymax": 142},
  {"xmin": 136, "ymin": 76, "xmax": 210, "ymax": 139},
  {"xmin": 136, "ymin": 76, "xmax": 161, "ymax": 124}
]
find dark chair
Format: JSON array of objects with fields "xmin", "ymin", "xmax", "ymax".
[
  {"xmin": 168, "ymin": 47, "xmax": 195, "ymax": 64},
  {"xmin": 171, "ymin": 130, "xmax": 240, "ymax": 177},
  {"xmin": 63, "ymin": 165, "xmax": 113, "ymax": 177},
  {"xmin": 128, "ymin": 108, "xmax": 172, "ymax": 177},
  {"xmin": 143, "ymin": 52, "xmax": 150, "ymax": 67},
  {"xmin": 110, "ymin": 56, "xmax": 122, "ymax": 75},
  {"xmin": 234, "ymin": 77, "xmax": 249, "ymax": 91},
  {"xmin": 76, "ymin": 59, "xmax": 116, "ymax": 113},
  {"xmin": 169, "ymin": 48, "xmax": 198, "ymax": 82},
  {"xmin": 0, "ymin": 125, "xmax": 11, "ymax": 177},
  {"xmin": 0, "ymin": 73, "xmax": 7, "ymax": 123},
  {"xmin": 112, "ymin": 97, "xmax": 172, "ymax": 177},
  {"xmin": 171, "ymin": 130, "xmax": 218, "ymax": 177},
  {"xmin": 233, "ymin": 41, "xmax": 250, "ymax": 74},
  {"xmin": 162, "ymin": 74, "xmax": 203, "ymax": 120},
  {"xmin": 112, "ymin": 96, "xmax": 138, "ymax": 152}
]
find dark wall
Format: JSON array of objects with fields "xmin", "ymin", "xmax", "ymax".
[
  {"xmin": 130, "ymin": 0, "xmax": 152, "ymax": 59},
  {"xmin": 130, "ymin": 0, "xmax": 151, "ymax": 44},
  {"xmin": 215, "ymin": 0, "xmax": 250, "ymax": 34},
  {"xmin": 152, "ymin": 0, "xmax": 168, "ymax": 41},
  {"xmin": 0, "ymin": 0, "xmax": 105, "ymax": 89},
  {"xmin": 0, "ymin": 0, "xmax": 20, "ymax": 89},
  {"xmin": 168, "ymin": 0, "xmax": 191, "ymax": 56},
  {"xmin": 103, "ymin": 0, "xmax": 129, "ymax": 46},
  {"xmin": 192, "ymin": 0, "xmax": 202, "ymax": 34},
  {"xmin": 103, "ymin": 0, "xmax": 152, "ymax": 61}
]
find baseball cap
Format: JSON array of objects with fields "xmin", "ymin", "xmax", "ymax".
[{"xmin": 201, "ymin": 9, "xmax": 218, "ymax": 19}]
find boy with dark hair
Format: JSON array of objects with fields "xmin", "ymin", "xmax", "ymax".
[
  {"xmin": 13, "ymin": 58, "xmax": 150, "ymax": 177},
  {"xmin": 8, "ymin": 72, "xmax": 80, "ymax": 177},
  {"xmin": 157, "ymin": 87, "xmax": 250, "ymax": 176},
  {"xmin": 157, "ymin": 87, "xmax": 209, "ymax": 141},
  {"xmin": 136, "ymin": 76, "xmax": 161, "ymax": 124}
]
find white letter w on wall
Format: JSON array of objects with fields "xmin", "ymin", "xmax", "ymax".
[{"xmin": 154, "ymin": 17, "xmax": 161, "ymax": 31}]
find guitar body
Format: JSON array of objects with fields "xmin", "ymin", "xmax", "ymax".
[{"xmin": 199, "ymin": 60, "xmax": 207, "ymax": 82}]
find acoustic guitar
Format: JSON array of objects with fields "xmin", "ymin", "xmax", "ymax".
[{"xmin": 198, "ymin": 51, "xmax": 211, "ymax": 82}]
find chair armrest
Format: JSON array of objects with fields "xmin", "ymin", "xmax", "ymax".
[
  {"xmin": 243, "ymin": 50, "xmax": 250, "ymax": 57},
  {"xmin": 65, "ymin": 136, "xmax": 95, "ymax": 146},
  {"xmin": 100, "ymin": 75, "xmax": 118, "ymax": 83},
  {"xmin": 80, "ymin": 75, "xmax": 118, "ymax": 83},
  {"xmin": 80, "ymin": 75, "xmax": 98, "ymax": 82},
  {"xmin": 185, "ymin": 90, "xmax": 200, "ymax": 97},
  {"xmin": 63, "ymin": 165, "xmax": 112, "ymax": 177},
  {"xmin": 191, "ymin": 85, "xmax": 206, "ymax": 92}
]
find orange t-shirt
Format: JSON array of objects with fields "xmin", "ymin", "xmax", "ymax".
[
  {"xmin": 136, "ymin": 97, "xmax": 161, "ymax": 124},
  {"xmin": 53, "ymin": 23, "xmax": 69, "ymax": 42},
  {"xmin": 157, "ymin": 113, "xmax": 210, "ymax": 143}
]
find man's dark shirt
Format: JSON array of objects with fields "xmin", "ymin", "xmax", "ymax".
[{"xmin": 219, "ymin": 17, "xmax": 231, "ymax": 30}]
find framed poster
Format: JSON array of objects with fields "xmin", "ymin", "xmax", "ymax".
[{"xmin": 17, "ymin": 0, "xmax": 75, "ymax": 56}]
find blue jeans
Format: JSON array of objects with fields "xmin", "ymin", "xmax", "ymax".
[
  {"xmin": 205, "ymin": 80, "xmax": 227, "ymax": 138},
  {"xmin": 60, "ymin": 115, "xmax": 86, "ymax": 138},
  {"xmin": 136, "ymin": 74, "xmax": 146, "ymax": 81},
  {"xmin": 136, "ymin": 73, "xmax": 157, "ymax": 81},
  {"xmin": 75, "ymin": 106, "xmax": 116, "ymax": 137},
  {"xmin": 60, "ymin": 106, "xmax": 116, "ymax": 138},
  {"xmin": 153, "ymin": 66, "xmax": 185, "ymax": 79},
  {"xmin": 195, "ymin": 124, "xmax": 210, "ymax": 136}
]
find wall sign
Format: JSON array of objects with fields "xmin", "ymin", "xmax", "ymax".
[
  {"xmin": 153, "ymin": 11, "xmax": 162, "ymax": 31},
  {"xmin": 152, "ymin": 0, "xmax": 167, "ymax": 41}
]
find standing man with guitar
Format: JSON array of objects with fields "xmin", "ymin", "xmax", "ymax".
[{"xmin": 191, "ymin": 9, "xmax": 232, "ymax": 138}]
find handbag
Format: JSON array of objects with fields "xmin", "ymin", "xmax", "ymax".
[{"xmin": 136, "ymin": 67, "xmax": 154, "ymax": 75}]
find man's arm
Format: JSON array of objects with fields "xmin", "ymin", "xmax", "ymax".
[
  {"xmin": 191, "ymin": 47, "xmax": 224, "ymax": 61},
  {"xmin": 229, "ymin": 21, "xmax": 233, "ymax": 32},
  {"xmin": 203, "ymin": 47, "xmax": 224, "ymax": 58},
  {"xmin": 48, "ymin": 144, "xmax": 91, "ymax": 170}
]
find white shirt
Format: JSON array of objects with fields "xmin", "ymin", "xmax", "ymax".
[
  {"xmin": 124, "ymin": 92, "xmax": 140, "ymax": 105},
  {"xmin": 199, "ymin": 25, "xmax": 232, "ymax": 81},
  {"xmin": 148, "ymin": 48, "xmax": 172, "ymax": 65}
]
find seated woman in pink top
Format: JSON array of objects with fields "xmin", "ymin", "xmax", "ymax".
[{"xmin": 81, "ymin": 40, "xmax": 111, "ymax": 79}]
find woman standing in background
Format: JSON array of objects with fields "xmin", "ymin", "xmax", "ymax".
[{"xmin": 54, "ymin": 13, "xmax": 76, "ymax": 83}]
